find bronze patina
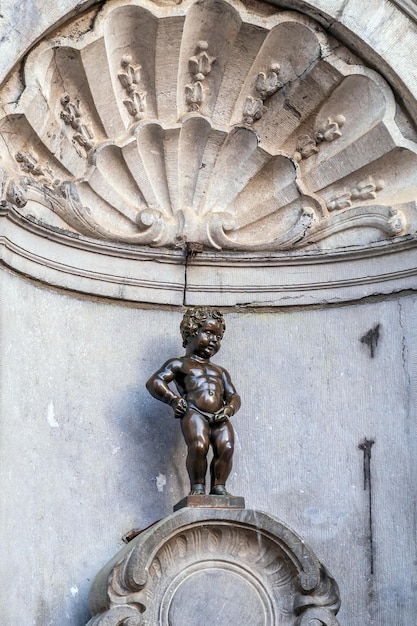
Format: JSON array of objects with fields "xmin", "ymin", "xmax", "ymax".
[{"xmin": 146, "ymin": 307, "xmax": 240, "ymax": 496}]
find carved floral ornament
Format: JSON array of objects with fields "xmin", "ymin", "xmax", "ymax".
[{"xmin": 0, "ymin": 0, "xmax": 416, "ymax": 254}]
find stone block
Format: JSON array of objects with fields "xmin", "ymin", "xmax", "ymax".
[{"xmin": 173, "ymin": 494, "xmax": 245, "ymax": 511}]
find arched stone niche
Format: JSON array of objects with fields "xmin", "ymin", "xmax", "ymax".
[
  {"xmin": 0, "ymin": 0, "xmax": 416, "ymax": 306},
  {"xmin": 1, "ymin": 2, "xmax": 417, "ymax": 626}
]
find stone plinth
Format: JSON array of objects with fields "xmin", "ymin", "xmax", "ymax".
[
  {"xmin": 86, "ymin": 507, "xmax": 341, "ymax": 626},
  {"xmin": 173, "ymin": 493, "xmax": 245, "ymax": 511}
]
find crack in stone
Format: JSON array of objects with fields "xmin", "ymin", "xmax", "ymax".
[
  {"xmin": 277, "ymin": 51, "xmax": 324, "ymax": 98},
  {"xmin": 398, "ymin": 300, "xmax": 411, "ymax": 406}
]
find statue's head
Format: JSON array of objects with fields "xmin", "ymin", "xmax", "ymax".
[{"xmin": 180, "ymin": 307, "xmax": 225, "ymax": 348}]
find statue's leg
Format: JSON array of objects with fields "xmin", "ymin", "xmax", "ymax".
[
  {"xmin": 210, "ymin": 420, "xmax": 234, "ymax": 493},
  {"xmin": 181, "ymin": 410, "xmax": 210, "ymax": 494}
]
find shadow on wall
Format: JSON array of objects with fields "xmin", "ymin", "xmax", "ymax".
[
  {"xmin": 109, "ymin": 332, "xmax": 188, "ymax": 528},
  {"xmin": 54, "ymin": 329, "xmax": 188, "ymax": 626}
]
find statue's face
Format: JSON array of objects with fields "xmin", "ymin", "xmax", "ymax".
[{"xmin": 187, "ymin": 318, "xmax": 223, "ymax": 359}]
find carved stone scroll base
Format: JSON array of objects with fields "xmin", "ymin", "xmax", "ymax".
[{"xmin": 86, "ymin": 508, "xmax": 341, "ymax": 626}]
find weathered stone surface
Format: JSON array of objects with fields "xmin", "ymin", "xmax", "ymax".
[
  {"xmin": 1, "ymin": 0, "xmax": 416, "ymax": 255},
  {"xmin": 0, "ymin": 0, "xmax": 416, "ymax": 309},
  {"xmin": 1, "ymin": 270, "xmax": 417, "ymax": 624},
  {"xmin": 183, "ymin": 239, "xmax": 417, "ymax": 307},
  {"xmin": 1, "ymin": 1, "xmax": 417, "ymax": 625},
  {"xmin": 173, "ymin": 493, "xmax": 246, "ymax": 510},
  {"xmin": 86, "ymin": 507, "xmax": 341, "ymax": 626},
  {"xmin": 0, "ymin": 206, "xmax": 416, "ymax": 306}
]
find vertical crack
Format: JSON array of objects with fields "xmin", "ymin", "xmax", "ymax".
[
  {"xmin": 182, "ymin": 242, "xmax": 203, "ymax": 306},
  {"xmin": 358, "ymin": 438, "xmax": 375, "ymax": 575},
  {"xmin": 398, "ymin": 301, "xmax": 411, "ymax": 399},
  {"xmin": 183, "ymin": 248, "xmax": 188, "ymax": 307}
]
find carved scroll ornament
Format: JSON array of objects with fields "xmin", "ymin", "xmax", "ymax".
[
  {"xmin": 86, "ymin": 508, "xmax": 341, "ymax": 626},
  {"xmin": 0, "ymin": 0, "xmax": 416, "ymax": 254}
]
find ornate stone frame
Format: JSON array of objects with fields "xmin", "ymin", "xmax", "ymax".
[
  {"xmin": 1, "ymin": 205, "xmax": 415, "ymax": 305},
  {"xmin": 86, "ymin": 507, "xmax": 341, "ymax": 625},
  {"xmin": 0, "ymin": 0, "xmax": 416, "ymax": 306}
]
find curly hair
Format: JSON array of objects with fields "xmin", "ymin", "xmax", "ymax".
[{"xmin": 180, "ymin": 307, "xmax": 226, "ymax": 347}]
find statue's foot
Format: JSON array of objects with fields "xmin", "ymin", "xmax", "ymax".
[
  {"xmin": 210, "ymin": 485, "xmax": 231, "ymax": 496},
  {"xmin": 189, "ymin": 484, "xmax": 205, "ymax": 495}
]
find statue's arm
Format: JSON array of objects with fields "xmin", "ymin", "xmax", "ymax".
[
  {"xmin": 222, "ymin": 368, "xmax": 241, "ymax": 416},
  {"xmin": 146, "ymin": 359, "xmax": 187, "ymax": 416}
]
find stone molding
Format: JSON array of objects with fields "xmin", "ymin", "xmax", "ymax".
[
  {"xmin": 1, "ymin": 204, "xmax": 416, "ymax": 305},
  {"xmin": 392, "ymin": 0, "xmax": 417, "ymax": 22},
  {"xmin": 86, "ymin": 507, "xmax": 341, "ymax": 625}
]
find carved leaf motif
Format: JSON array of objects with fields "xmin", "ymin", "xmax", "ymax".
[
  {"xmin": 295, "ymin": 114, "xmax": 345, "ymax": 162},
  {"xmin": 243, "ymin": 63, "xmax": 281, "ymax": 124},
  {"xmin": 60, "ymin": 94, "xmax": 95, "ymax": 152},
  {"xmin": 123, "ymin": 99, "xmax": 138, "ymax": 117},
  {"xmin": 327, "ymin": 176, "xmax": 385, "ymax": 211},
  {"xmin": 189, "ymin": 41, "xmax": 216, "ymax": 80},
  {"xmin": 294, "ymin": 135, "xmax": 319, "ymax": 161},
  {"xmin": 185, "ymin": 81, "xmax": 204, "ymax": 111},
  {"xmin": 207, "ymin": 529, "xmax": 222, "ymax": 553},
  {"xmin": 327, "ymin": 192, "xmax": 352, "ymax": 211},
  {"xmin": 118, "ymin": 56, "xmax": 147, "ymax": 120},
  {"xmin": 185, "ymin": 41, "xmax": 216, "ymax": 112},
  {"xmin": 74, "ymin": 127, "xmax": 94, "ymax": 150},
  {"xmin": 15, "ymin": 149, "xmax": 40, "ymax": 174},
  {"xmin": 119, "ymin": 71, "xmax": 133, "ymax": 90},
  {"xmin": 351, "ymin": 176, "xmax": 385, "ymax": 201},
  {"xmin": 123, "ymin": 92, "xmax": 146, "ymax": 118},
  {"xmin": 6, "ymin": 180, "xmax": 27, "ymax": 207},
  {"xmin": 175, "ymin": 535, "xmax": 187, "ymax": 558},
  {"xmin": 60, "ymin": 94, "xmax": 81, "ymax": 119},
  {"xmin": 15, "ymin": 150, "xmax": 59, "ymax": 189},
  {"xmin": 243, "ymin": 96, "xmax": 264, "ymax": 124},
  {"xmin": 255, "ymin": 64, "xmax": 282, "ymax": 101},
  {"xmin": 150, "ymin": 557, "xmax": 162, "ymax": 579},
  {"xmin": 86, "ymin": 512, "xmax": 342, "ymax": 625},
  {"xmin": 316, "ymin": 115, "xmax": 346, "ymax": 143},
  {"xmin": 119, "ymin": 55, "xmax": 142, "ymax": 89}
]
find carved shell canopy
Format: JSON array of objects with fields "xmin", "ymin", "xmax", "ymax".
[{"xmin": 1, "ymin": 0, "xmax": 417, "ymax": 253}]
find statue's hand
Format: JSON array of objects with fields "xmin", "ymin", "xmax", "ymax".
[
  {"xmin": 171, "ymin": 396, "xmax": 187, "ymax": 418},
  {"xmin": 213, "ymin": 405, "xmax": 234, "ymax": 424}
]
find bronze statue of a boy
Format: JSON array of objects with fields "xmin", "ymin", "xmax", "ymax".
[{"xmin": 146, "ymin": 307, "xmax": 240, "ymax": 496}]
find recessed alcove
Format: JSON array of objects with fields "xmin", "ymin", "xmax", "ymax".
[
  {"xmin": 0, "ymin": 0, "xmax": 416, "ymax": 305},
  {"xmin": 0, "ymin": 1, "xmax": 416, "ymax": 625}
]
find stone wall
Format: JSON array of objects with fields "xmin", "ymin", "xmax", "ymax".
[
  {"xmin": 1, "ymin": 268, "xmax": 417, "ymax": 624},
  {"xmin": 1, "ymin": 0, "xmax": 417, "ymax": 624}
]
